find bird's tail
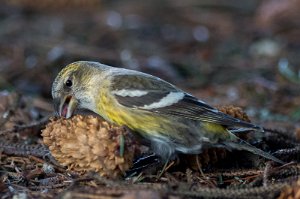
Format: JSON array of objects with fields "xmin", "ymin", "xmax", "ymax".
[{"xmin": 224, "ymin": 132, "xmax": 284, "ymax": 164}]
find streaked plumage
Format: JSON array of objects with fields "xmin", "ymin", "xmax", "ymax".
[{"xmin": 52, "ymin": 61, "xmax": 283, "ymax": 164}]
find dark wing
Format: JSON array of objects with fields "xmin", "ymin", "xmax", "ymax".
[
  {"xmin": 149, "ymin": 93, "xmax": 260, "ymax": 129},
  {"xmin": 111, "ymin": 73, "xmax": 260, "ymax": 129}
]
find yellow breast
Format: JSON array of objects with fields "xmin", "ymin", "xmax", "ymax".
[{"xmin": 96, "ymin": 90, "xmax": 160, "ymax": 133}]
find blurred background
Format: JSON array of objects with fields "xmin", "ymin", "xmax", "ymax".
[{"xmin": 1, "ymin": 0, "xmax": 300, "ymax": 127}]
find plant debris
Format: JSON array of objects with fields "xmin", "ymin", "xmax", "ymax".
[{"xmin": 0, "ymin": 1, "xmax": 300, "ymax": 198}]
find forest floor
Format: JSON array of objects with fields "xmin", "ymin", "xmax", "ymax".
[{"xmin": 1, "ymin": 1, "xmax": 300, "ymax": 198}]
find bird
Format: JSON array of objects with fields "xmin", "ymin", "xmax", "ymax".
[{"xmin": 52, "ymin": 61, "xmax": 283, "ymax": 164}]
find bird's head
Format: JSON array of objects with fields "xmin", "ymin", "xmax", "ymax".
[{"xmin": 52, "ymin": 61, "xmax": 108, "ymax": 118}]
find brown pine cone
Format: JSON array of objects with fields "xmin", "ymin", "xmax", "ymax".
[
  {"xmin": 184, "ymin": 148, "xmax": 227, "ymax": 170},
  {"xmin": 185, "ymin": 105, "xmax": 252, "ymax": 170},
  {"xmin": 217, "ymin": 105, "xmax": 251, "ymax": 122},
  {"xmin": 42, "ymin": 115, "xmax": 138, "ymax": 179},
  {"xmin": 278, "ymin": 179, "xmax": 300, "ymax": 199}
]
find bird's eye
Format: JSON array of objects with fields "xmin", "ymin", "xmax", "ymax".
[{"xmin": 65, "ymin": 79, "xmax": 73, "ymax": 87}]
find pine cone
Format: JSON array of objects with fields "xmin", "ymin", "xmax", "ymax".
[
  {"xmin": 278, "ymin": 179, "xmax": 300, "ymax": 199},
  {"xmin": 185, "ymin": 105, "xmax": 251, "ymax": 170},
  {"xmin": 42, "ymin": 115, "xmax": 138, "ymax": 179},
  {"xmin": 217, "ymin": 105, "xmax": 251, "ymax": 122},
  {"xmin": 184, "ymin": 148, "xmax": 227, "ymax": 170}
]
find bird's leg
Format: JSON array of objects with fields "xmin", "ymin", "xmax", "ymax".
[
  {"xmin": 156, "ymin": 157, "xmax": 176, "ymax": 180},
  {"xmin": 196, "ymin": 154, "xmax": 206, "ymax": 177},
  {"xmin": 156, "ymin": 157, "xmax": 169, "ymax": 179}
]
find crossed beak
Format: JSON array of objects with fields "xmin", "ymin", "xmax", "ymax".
[{"xmin": 54, "ymin": 95, "xmax": 78, "ymax": 119}]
